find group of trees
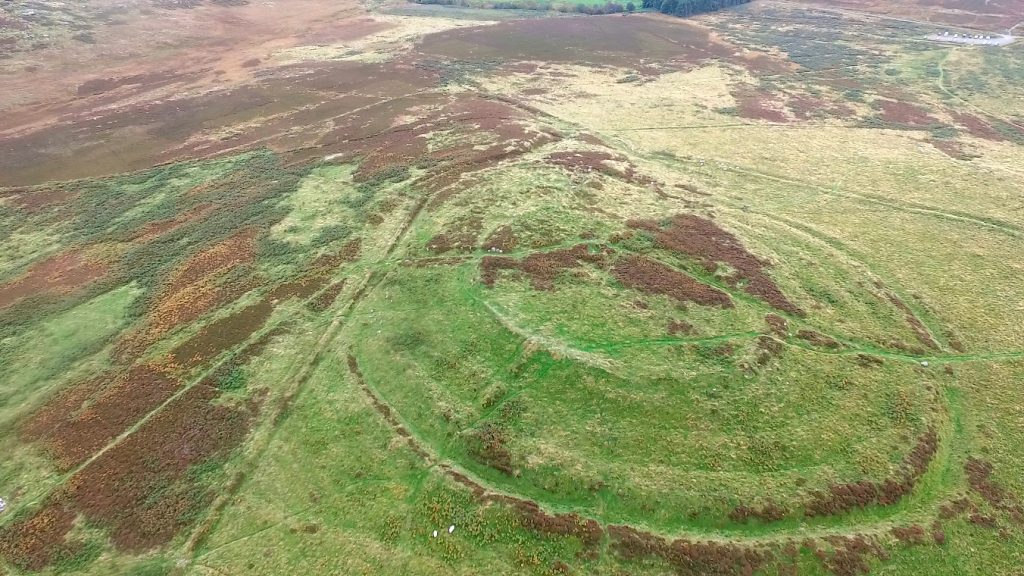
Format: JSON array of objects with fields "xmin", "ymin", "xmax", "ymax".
[
  {"xmin": 414, "ymin": 0, "xmax": 636, "ymax": 13},
  {"xmin": 415, "ymin": 0, "xmax": 746, "ymax": 16},
  {"xmin": 641, "ymin": 0, "xmax": 751, "ymax": 17}
]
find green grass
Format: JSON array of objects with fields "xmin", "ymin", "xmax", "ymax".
[
  {"xmin": 1, "ymin": 3, "xmax": 1024, "ymax": 575},
  {"xmin": 347, "ymin": 247, "xmax": 944, "ymax": 532}
]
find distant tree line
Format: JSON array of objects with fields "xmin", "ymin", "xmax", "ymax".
[
  {"xmin": 413, "ymin": 0, "xmax": 746, "ymax": 15},
  {"xmin": 641, "ymin": 0, "xmax": 750, "ymax": 17},
  {"xmin": 413, "ymin": 0, "xmax": 637, "ymax": 15}
]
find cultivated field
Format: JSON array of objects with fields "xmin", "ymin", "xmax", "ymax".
[{"xmin": 0, "ymin": 0, "xmax": 1023, "ymax": 574}]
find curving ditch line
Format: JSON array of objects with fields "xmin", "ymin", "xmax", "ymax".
[
  {"xmin": 719, "ymin": 208, "xmax": 954, "ymax": 352},
  {"xmin": 344, "ymin": 267, "xmax": 971, "ymax": 547},
  {"xmin": 705, "ymin": 198, "xmax": 953, "ymax": 344},
  {"xmin": 179, "ymin": 200, "xmax": 434, "ymax": 562},
  {"xmin": 179, "ymin": 115, "xmax": 565, "ymax": 564},
  {"xmin": 336, "ymin": 246, "xmax": 986, "ymax": 556},
  {"xmin": 344, "ymin": 349, "xmax": 967, "ymax": 549},
  {"xmin": 443, "ymin": 232, "xmax": 968, "ymax": 365}
]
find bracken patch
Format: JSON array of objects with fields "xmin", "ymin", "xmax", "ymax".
[
  {"xmin": 951, "ymin": 112, "xmax": 1007, "ymax": 142},
  {"xmin": 480, "ymin": 244, "xmax": 607, "ymax": 290},
  {"xmin": 796, "ymin": 329, "xmax": 841, "ymax": 349},
  {"xmin": 883, "ymin": 292, "xmax": 938, "ymax": 350},
  {"xmin": 482, "ymin": 225, "xmax": 518, "ymax": 253},
  {"xmin": 23, "ymin": 363, "xmax": 181, "ymax": 470},
  {"xmin": 820, "ymin": 535, "xmax": 888, "ymax": 576},
  {"xmin": 736, "ymin": 91, "xmax": 789, "ymax": 123},
  {"xmin": 546, "ymin": 150, "xmax": 655, "ymax": 186},
  {"xmin": 608, "ymin": 525, "xmax": 771, "ymax": 576},
  {"xmin": 890, "ymin": 525, "xmax": 928, "ymax": 545},
  {"xmin": 805, "ymin": 429, "xmax": 938, "ymax": 517},
  {"xmin": 873, "ymin": 100, "xmax": 940, "ymax": 129},
  {"xmin": 729, "ymin": 501, "xmax": 788, "ymax": 523},
  {"xmin": 965, "ymin": 457, "xmax": 1024, "ymax": 524},
  {"xmin": 170, "ymin": 300, "xmax": 274, "ymax": 367},
  {"xmin": 765, "ymin": 314, "xmax": 788, "ymax": 337},
  {"xmin": 427, "ymin": 217, "xmax": 483, "ymax": 254},
  {"xmin": 668, "ymin": 320, "xmax": 695, "ymax": 336},
  {"xmin": 1, "ymin": 382, "xmax": 261, "ymax": 567},
  {"xmin": 755, "ymin": 335, "xmax": 784, "ymax": 365},
  {"xmin": 308, "ymin": 280, "xmax": 346, "ymax": 312},
  {"xmin": 466, "ymin": 423, "xmax": 515, "ymax": 476},
  {"xmin": 0, "ymin": 500, "xmax": 81, "ymax": 571},
  {"xmin": 611, "ymin": 255, "xmax": 733, "ymax": 308},
  {"xmin": 628, "ymin": 215, "xmax": 801, "ymax": 314},
  {"xmin": 0, "ymin": 249, "xmax": 109, "ymax": 310}
]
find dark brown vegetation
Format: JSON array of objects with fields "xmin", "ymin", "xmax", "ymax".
[
  {"xmin": 951, "ymin": 112, "xmax": 1008, "ymax": 142},
  {"xmin": 501, "ymin": 498, "xmax": 603, "ymax": 553},
  {"xmin": 873, "ymin": 100, "xmax": 940, "ymax": 129},
  {"xmin": 817, "ymin": 535, "xmax": 889, "ymax": 576},
  {"xmin": 171, "ymin": 300, "xmax": 275, "ymax": 367},
  {"xmin": 736, "ymin": 92, "xmax": 789, "ymax": 123},
  {"xmin": 268, "ymin": 275, "xmax": 330, "ymax": 302},
  {"xmin": 22, "ymin": 364, "xmax": 181, "ymax": 470},
  {"xmin": 0, "ymin": 380, "xmax": 261, "ymax": 569},
  {"xmin": 938, "ymin": 496, "xmax": 976, "ymax": 520},
  {"xmin": 729, "ymin": 501, "xmax": 788, "ymax": 523},
  {"xmin": 732, "ymin": 429, "xmax": 939, "ymax": 523},
  {"xmin": 608, "ymin": 524, "xmax": 771, "ymax": 576},
  {"xmin": 116, "ymin": 229, "xmax": 260, "ymax": 359},
  {"xmin": 628, "ymin": 214, "xmax": 802, "ymax": 314},
  {"xmin": 930, "ymin": 139, "xmax": 977, "ymax": 161},
  {"xmin": 0, "ymin": 249, "xmax": 109, "ymax": 309},
  {"xmin": 2, "ymin": 187, "xmax": 78, "ymax": 213},
  {"xmin": 890, "ymin": 524, "xmax": 928, "ymax": 545},
  {"xmin": 856, "ymin": 354, "xmax": 884, "ymax": 368},
  {"xmin": 0, "ymin": 501, "xmax": 81, "ymax": 571},
  {"xmin": 668, "ymin": 319, "xmax": 696, "ymax": 336},
  {"xmin": 427, "ymin": 217, "xmax": 483, "ymax": 254},
  {"xmin": 796, "ymin": 329, "xmax": 841, "ymax": 349},
  {"xmin": 466, "ymin": 423, "xmax": 516, "ymax": 475},
  {"xmin": 482, "ymin": 225, "xmax": 519, "ymax": 253},
  {"xmin": 806, "ymin": 429, "xmax": 939, "ymax": 516},
  {"xmin": 883, "ymin": 292, "xmax": 938, "ymax": 350},
  {"xmin": 965, "ymin": 457, "xmax": 1024, "ymax": 524},
  {"xmin": 416, "ymin": 15, "xmax": 760, "ymax": 75},
  {"xmin": 308, "ymin": 280, "xmax": 347, "ymax": 312},
  {"xmin": 765, "ymin": 314, "xmax": 788, "ymax": 336},
  {"xmin": 785, "ymin": 0, "xmax": 1024, "ymax": 31},
  {"xmin": 611, "ymin": 255, "xmax": 734, "ymax": 308},
  {"xmin": 546, "ymin": 150, "xmax": 655, "ymax": 186},
  {"xmin": 755, "ymin": 335, "xmax": 784, "ymax": 365},
  {"xmin": 480, "ymin": 244, "xmax": 608, "ymax": 290}
]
